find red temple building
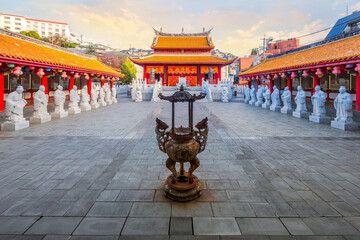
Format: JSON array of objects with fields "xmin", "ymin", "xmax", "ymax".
[{"xmin": 130, "ymin": 29, "xmax": 236, "ymax": 86}]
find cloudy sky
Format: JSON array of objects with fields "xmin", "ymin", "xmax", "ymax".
[{"xmin": 1, "ymin": 0, "xmax": 360, "ymax": 56}]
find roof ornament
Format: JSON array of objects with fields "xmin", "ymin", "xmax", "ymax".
[
  {"xmin": 182, "ymin": 27, "xmax": 184, "ymax": 34},
  {"xmin": 160, "ymin": 27, "xmax": 162, "ymax": 32},
  {"xmin": 203, "ymin": 27, "xmax": 205, "ymax": 32}
]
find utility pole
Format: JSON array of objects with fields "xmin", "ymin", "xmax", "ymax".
[{"xmin": 260, "ymin": 35, "xmax": 273, "ymax": 61}]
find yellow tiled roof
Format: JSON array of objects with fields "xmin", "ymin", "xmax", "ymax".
[
  {"xmin": 240, "ymin": 35, "xmax": 360, "ymax": 76},
  {"xmin": 0, "ymin": 34, "xmax": 123, "ymax": 76},
  {"xmin": 152, "ymin": 36, "xmax": 214, "ymax": 49},
  {"xmin": 130, "ymin": 55, "xmax": 234, "ymax": 65}
]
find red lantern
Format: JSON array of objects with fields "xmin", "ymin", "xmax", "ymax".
[
  {"xmin": 13, "ymin": 66, "xmax": 23, "ymax": 76},
  {"xmin": 61, "ymin": 71, "xmax": 67, "ymax": 78},
  {"xmin": 326, "ymin": 66, "xmax": 332, "ymax": 70},
  {"xmin": 37, "ymin": 68, "xmax": 45, "ymax": 77},
  {"xmin": 74, "ymin": 72, "xmax": 80, "ymax": 78},
  {"xmin": 29, "ymin": 66, "xmax": 35, "ymax": 70},
  {"xmin": 85, "ymin": 74, "xmax": 90, "ymax": 80},
  {"xmin": 291, "ymin": 72, "xmax": 297, "ymax": 78}
]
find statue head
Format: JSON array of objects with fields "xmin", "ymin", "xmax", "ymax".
[
  {"xmin": 246, "ymin": 85, "xmax": 249, "ymax": 89},
  {"xmin": 251, "ymin": 85, "xmax": 254, "ymax": 89},
  {"xmin": 315, "ymin": 85, "xmax": 320, "ymax": 92},
  {"xmin": 297, "ymin": 86, "xmax": 302, "ymax": 91},
  {"xmin": 39, "ymin": 85, "xmax": 45, "ymax": 92},
  {"xmin": 57, "ymin": 85, "xmax": 63, "ymax": 91},
  {"xmin": 73, "ymin": 85, "xmax": 77, "ymax": 90},
  {"xmin": 284, "ymin": 86, "xmax": 288, "ymax": 91},
  {"xmin": 83, "ymin": 86, "xmax": 88, "ymax": 90},
  {"xmin": 273, "ymin": 86, "xmax": 277, "ymax": 90},
  {"xmin": 16, "ymin": 86, "xmax": 24, "ymax": 94},
  {"xmin": 339, "ymin": 86, "xmax": 346, "ymax": 94}
]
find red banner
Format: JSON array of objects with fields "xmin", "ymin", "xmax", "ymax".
[
  {"xmin": 201, "ymin": 66, "xmax": 218, "ymax": 74},
  {"xmin": 168, "ymin": 76, "xmax": 179, "ymax": 86},
  {"xmin": 168, "ymin": 66, "xmax": 197, "ymax": 74},
  {"xmin": 146, "ymin": 66, "xmax": 164, "ymax": 73}
]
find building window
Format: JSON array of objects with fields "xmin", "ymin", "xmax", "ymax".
[
  {"xmin": 15, "ymin": 18, "xmax": 21, "ymax": 21},
  {"xmin": 15, "ymin": 27, "xmax": 21, "ymax": 30},
  {"xmin": 48, "ymin": 75, "xmax": 61, "ymax": 91},
  {"xmin": 4, "ymin": 16, "xmax": 10, "ymax": 20},
  {"xmin": 15, "ymin": 23, "xmax": 21, "ymax": 26},
  {"xmin": 4, "ymin": 21, "xmax": 10, "ymax": 24},
  {"xmin": 55, "ymin": 29, "xmax": 59, "ymax": 32}
]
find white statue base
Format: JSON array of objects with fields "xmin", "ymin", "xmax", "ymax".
[
  {"xmin": 256, "ymin": 102, "xmax": 263, "ymax": 107},
  {"xmin": 309, "ymin": 115, "xmax": 331, "ymax": 124},
  {"xmin": 262, "ymin": 103, "xmax": 270, "ymax": 109},
  {"xmin": 106, "ymin": 101, "xmax": 113, "ymax": 105},
  {"xmin": 135, "ymin": 99, "xmax": 142, "ymax": 103},
  {"xmin": 80, "ymin": 105, "xmax": 91, "ymax": 112},
  {"xmin": 1, "ymin": 121, "xmax": 29, "ymax": 131},
  {"xmin": 91, "ymin": 102, "xmax": 100, "ymax": 109},
  {"xmin": 68, "ymin": 107, "xmax": 81, "ymax": 115},
  {"xmin": 244, "ymin": 99, "xmax": 250, "ymax": 104},
  {"xmin": 222, "ymin": 99, "xmax": 228, "ymax": 103},
  {"xmin": 52, "ymin": 111, "xmax": 68, "ymax": 119},
  {"xmin": 112, "ymin": 98, "xmax": 118, "ymax": 104},
  {"xmin": 270, "ymin": 106, "xmax": 281, "ymax": 112},
  {"xmin": 331, "ymin": 120, "xmax": 358, "ymax": 131},
  {"xmin": 99, "ymin": 102, "xmax": 107, "ymax": 107},
  {"xmin": 281, "ymin": 108, "xmax": 293, "ymax": 115},
  {"xmin": 293, "ymin": 111, "xmax": 309, "ymax": 118},
  {"xmin": 30, "ymin": 115, "xmax": 51, "ymax": 124}
]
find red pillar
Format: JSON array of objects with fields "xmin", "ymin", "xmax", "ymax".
[
  {"xmin": 110, "ymin": 80, "xmax": 114, "ymax": 89},
  {"xmin": 356, "ymin": 75, "xmax": 360, "ymax": 111},
  {"xmin": 218, "ymin": 66, "xmax": 221, "ymax": 82},
  {"xmin": 0, "ymin": 73, "xmax": 4, "ymax": 112},
  {"xmin": 41, "ymin": 75, "xmax": 48, "ymax": 94},
  {"xmin": 270, "ymin": 77, "xmax": 274, "ymax": 94},
  {"xmin": 313, "ymin": 75, "xmax": 319, "ymax": 94},
  {"xmin": 143, "ymin": 65, "xmax": 147, "ymax": 81},
  {"xmin": 287, "ymin": 75, "xmax": 292, "ymax": 94},
  {"xmin": 247, "ymin": 79, "xmax": 251, "ymax": 88},
  {"xmin": 101, "ymin": 80, "xmax": 104, "ymax": 87},
  {"xmin": 87, "ymin": 77, "xmax": 92, "ymax": 97},
  {"xmin": 69, "ymin": 76, "xmax": 74, "ymax": 91}
]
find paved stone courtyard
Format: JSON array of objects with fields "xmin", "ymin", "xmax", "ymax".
[{"xmin": 1, "ymin": 95, "xmax": 360, "ymax": 239}]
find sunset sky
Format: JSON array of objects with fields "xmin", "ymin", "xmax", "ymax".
[{"xmin": 1, "ymin": 0, "xmax": 360, "ymax": 56}]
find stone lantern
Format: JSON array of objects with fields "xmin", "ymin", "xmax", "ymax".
[{"xmin": 155, "ymin": 86, "xmax": 208, "ymax": 201}]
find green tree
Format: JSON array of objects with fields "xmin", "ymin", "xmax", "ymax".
[
  {"xmin": 19, "ymin": 31, "xmax": 41, "ymax": 40},
  {"xmin": 250, "ymin": 48, "xmax": 258, "ymax": 55},
  {"xmin": 121, "ymin": 59, "xmax": 137, "ymax": 84},
  {"xmin": 61, "ymin": 40, "xmax": 78, "ymax": 48},
  {"xmin": 86, "ymin": 44, "xmax": 96, "ymax": 55}
]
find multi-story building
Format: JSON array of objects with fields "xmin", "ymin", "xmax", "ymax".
[
  {"xmin": 0, "ymin": 13, "xmax": 72, "ymax": 41},
  {"xmin": 265, "ymin": 38, "xmax": 301, "ymax": 56}
]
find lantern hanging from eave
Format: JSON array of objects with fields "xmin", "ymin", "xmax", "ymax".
[
  {"xmin": 106, "ymin": 77, "xmax": 111, "ymax": 81},
  {"xmin": 37, "ymin": 68, "xmax": 45, "ymax": 77},
  {"xmin": 355, "ymin": 63, "xmax": 360, "ymax": 72},
  {"xmin": 315, "ymin": 68, "xmax": 323, "ymax": 76},
  {"xmin": 7, "ymin": 63, "xmax": 15, "ymax": 68},
  {"xmin": 281, "ymin": 72, "xmax": 286, "ymax": 78},
  {"xmin": 345, "ymin": 64, "xmax": 353, "ymax": 69},
  {"xmin": 85, "ymin": 74, "xmax": 90, "ymax": 80},
  {"xmin": 74, "ymin": 72, "xmax": 80, "ymax": 78},
  {"xmin": 274, "ymin": 73, "xmax": 279, "ymax": 79},
  {"xmin": 61, "ymin": 71, "xmax": 67, "ymax": 78},
  {"xmin": 291, "ymin": 72, "xmax": 297, "ymax": 78},
  {"xmin": 302, "ymin": 70, "xmax": 309, "ymax": 77},
  {"xmin": 332, "ymin": 66, "xmax": 341, "ymax": 75},
  {"xmin": 13, "ymin": 66, "xmax": 23, "ymax": 76},
  {"xmin": 29, "ymin": 66, "xmax": 35, "ymax": 71},
  {"xmin": 267, "ymin": 74, "xmax": 271, "ymax": 80},
  {"xmin": 261, "ymin": 75, "xmax": 265, "ymax": 80}
]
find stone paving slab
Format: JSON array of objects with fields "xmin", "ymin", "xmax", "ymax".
[{"xmin": 1, "ymin": 97, "xmax": 360, "ymax": 237}]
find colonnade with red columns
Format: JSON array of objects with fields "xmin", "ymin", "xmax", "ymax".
[
  {"xmin": 357, "ymin": 75, "xmax": 360, "ymax": 111},
  {"xmin": 0, "ymin": 73, "xmax": 4, "ymax": 112}
]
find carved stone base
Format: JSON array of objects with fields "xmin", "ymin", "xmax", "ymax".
[
  {"xmin": 91, "ymin": 103, "xmax": 100, "ymax": 109},
  {"xmin": 68, "ymin": 107, "xmax": 81, "ymax": 115},
  {"xmin": 51, "ymin": 111, "xmax": 68, "ymax": 119},
  {"xmin": 270, "ymin": 105, "xmax": 281, "ymax": 112},
  {"xmin": 164, "ymin": 173, "xmax": 202, "ymax": 202},
  {"xmin": 30, "ymin": 115, "xmax": 51, "ymax": 124},
  {"xmin": 244, "ymin": 99, "xmax": 250, "ymax": 104},
  {"xmin": 309, "ymin": 115, "xmax": 331, "ymax": 124},
  {"xmin": 256, "ymin": 102, "xmax": 264, "ymax": 107},
  {"xmin": 99, "ymin": 102, "xmax": 107, "ymax": 107},
  {"xmin": 281, "ymin": 108, "xmax": 293, "ymax": 115},
  {"xmin": 1, "ymin": 121, "xmax": 29, "ymax": 131},
  {"xmin": 331, "ymin": 120, "xmax": 358, "ymax": 131},
  {"xmin": 262, "ymin": 103, "xmax": 270, "ymax": 109},
  {"xmin": 293, "ymin": 111, "xmax": 309, "ymax": 118},
  {"xmin": 80, "ymin": 105, "xmax": 91, "ymax": 112},
  {"xmin": 106, "ymin": 101, "xmax": 113, "ymax": 105}
]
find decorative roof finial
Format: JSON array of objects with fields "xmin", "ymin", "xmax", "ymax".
[
  {"xmin": 160, "ymin": 27, "xmax": 162, "ymax": 32},
  {"xmin": 182, "ymin": 27, "xmax": 184, "ymax": 34},
  {"xmin": 203, "ymin": 27, "xmax": 205, "ymax": 32}
]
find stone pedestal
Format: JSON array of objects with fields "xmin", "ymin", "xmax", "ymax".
[
  {"xmin": 262, "ymin": 103, "xmax": 270, "ymax": 109},
  {"xmin": 281, "ymin": 108, "xmax": 293, "ymax": 115},
  {"xmin": 331, "ymin": 120, "xmax": 358, "ymax": 131},
  {"xmin": 270, "ymin": 106, "xmax": 281, "ymax": 112},
  {"xmin": 244, "ymin": 99, "xmax": 250, "ymax": 104},
  {"xmin": 309, "ymin": 115, "xmax": 331, "ymax": 124},
  {"xmin": 1, "ymin": 121, "xmax": 29, "ymax": 131},
  {"xmin": 293, "ymin": 111, "xmax": 309, "ymax": 118},
  {"xmin": 52, "ymin": 111, "xmax": 68, "ymax": 119},
  {"xmin": 256, "ymin": 102, "xmax": 263, "ymax": 107},
  {"xmin": 68, "ymin": 108, "xmax": 81, "ymax": 115},
  {"xmin": 80, "ymin": 105, "xmax": 91, "ymax": 112},
  {"xmin": 29, "ymin": 115, "xmax": 51, "ymax": 124},
  {"xmin": 91, "ymin": 102, "xmax": 100, "ymax": 109}
]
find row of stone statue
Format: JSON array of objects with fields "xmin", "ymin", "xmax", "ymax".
[
  {"xmin": 1, "ymin": 84, "xmax": 117, "ymax": 131},
  {"xmin": 243, "ymin": 85, "xmax": 357, "ymax": 131}
]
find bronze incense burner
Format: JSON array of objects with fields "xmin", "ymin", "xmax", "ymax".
[{"xmin": 155, "ymin": 86, "xmax": 208, "ymax": 201}]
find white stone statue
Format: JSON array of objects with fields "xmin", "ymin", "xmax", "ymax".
[
  {"xmin": 309, "ymin": 85, "xmax": 330, "ymax": 124},
  {"xmin": 135, "ymin": 86, "xmax": 142, "ymax": 102},
  {"xmin": 30, "ymin": 85, "xmax": 51, "ymax": 124},
  {"xmin": 331, "ymin": 86, "xmax": 358, "ymax": 130},
  {"xmin": 151, "ymin": 80, "xmax": 160, "ymax": 102},
  {"xmin": 52, "ymin": 85, "xmax": 68, "ymax": 119},
  {"xmin": 293, "ymin": 86, "xmax": 308, "ymax": 118},
  {"xmin": 105, "ymin": 86, "xmax": 112, "ymax": 105},
  {"xmin": 262, "ymin": 86, "xmax": 271, "ymax": 109},
  {"xmin": 111, "ymin": 86, "xmax": 117, "ymax": 103},
  {"xmin": 270, "ymin": 86, "xmax": 281, "ymax": 111},
  {"xmin": 249, "ymin": 86, "xmax": 257, "ymax": 105},
  {"xmin": 244, "ymin": 85, "xmax": 250, "ymax": 104},
  {"xmin": 99, "ymin": 86, "xmax": 107, "ymax": 107},
  {"xmin": 1, "ymin": 86, "xmax": 29, "ymax": 131},
  {"xmin": 255, "ymin": 86, "xmax": 264, "ymax": 107},
  {"xmin": 90, "ymin": 87, "xmax": 100, "ymax": 109},
  {"xmin": 221, "ymin": 87, "xmax": 229, "ymax": 102},
  {"xmin": 281, "ymin": 86, "xmax": 292, "ymax": 114},
  {"xmin": 80, "ymin": 86, "xmax": 91, "ymax": 112},
  {"xmin": 68, "ymin": 85, "xmax": 81, "ymax": 115}
]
